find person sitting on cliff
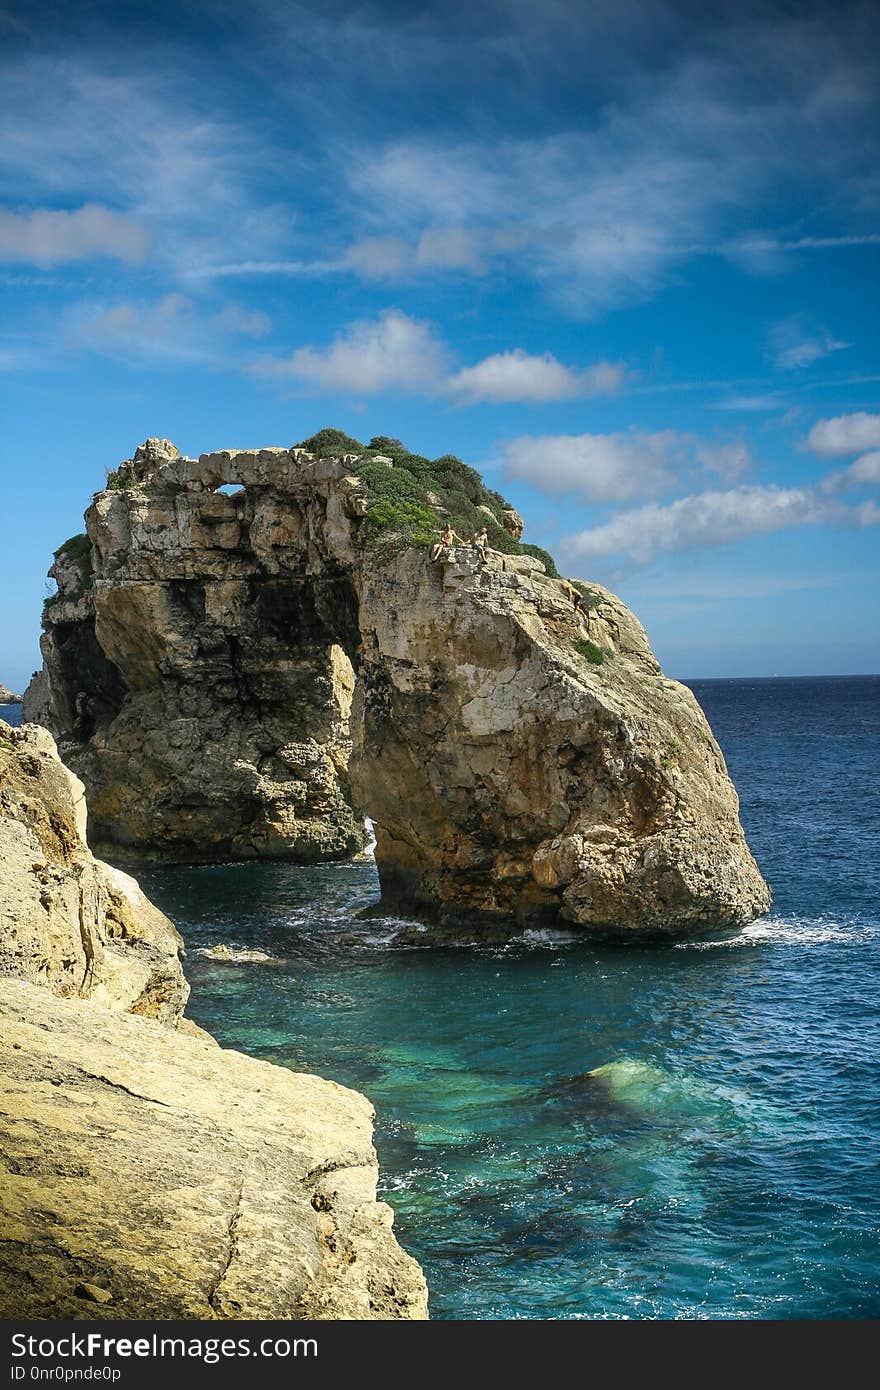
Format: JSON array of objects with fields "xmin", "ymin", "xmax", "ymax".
[
  {"xmin": 471, "ymin": 526, "xmax": 490, "ymax": 564},
  {"xmin": 430, "ymin": 524, "xmax": 464, "ymax": 563}
]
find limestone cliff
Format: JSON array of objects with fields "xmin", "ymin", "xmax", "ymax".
[
  {"xmin": 25, "ymin": 435, "xmax": 770, "ymax": 936},
  {"xmin": 0, "ymin": 722, "xmax": 188, "ymax": 1023},
  {"xmin": 353, "ymin": 552, "xmax": 770, "ymax": 934},
  {"xmin": 0, "ymin": 685, "xmax": 21, "ymax": 704},
  {"xmin": 0, "ymin": 728, "xmax": 428, "ymax": 1319}
]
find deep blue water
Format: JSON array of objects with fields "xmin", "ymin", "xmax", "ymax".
[{"xmin": 6, "ymin": 680, "xmax": 880, "ymax": 1318}]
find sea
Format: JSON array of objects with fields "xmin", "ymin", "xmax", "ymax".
[{"xmin": 3, "ymin": 675, "xmax": 879, "ymax": 1319}]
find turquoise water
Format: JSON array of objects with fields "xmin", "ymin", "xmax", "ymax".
[{"xmin": 10, "ymin": 681, "xmax": 879, "ymax": 1318}]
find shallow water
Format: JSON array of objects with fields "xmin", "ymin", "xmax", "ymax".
[{"xmin": 10, "ymin": 681, "xmax": 880, "ymax": 1318}]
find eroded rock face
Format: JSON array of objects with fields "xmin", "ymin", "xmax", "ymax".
[
  {"xmin": 0, "ymin": 723, "xmax": 188, "ymax": 1022},
  {"xmin": 26, "ymin": 438, "xmax": 770, "ymax": 935},
  {"xmin": 27, "ymin": 448, "xmax": 365, "ymax": 863},
  {"xmin": 0, "ymin": 978, "xmax": 428, "ymax": 1320},
  {"xmin": 353, "ymin": 553, "xmax": 770, "ymax": 934}
]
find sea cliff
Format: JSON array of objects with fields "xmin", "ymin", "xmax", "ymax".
[
  {"xmin": 25, "ymin": 431, "xmax": 770, "ymax": 936},
  {"xmin": 0, "ymin": 724, "xmax": 428, "ymax": 1320}
]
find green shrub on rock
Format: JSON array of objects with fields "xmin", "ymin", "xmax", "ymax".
[
  {"xmin": 295, "ymin": 426, "xmax": 569, "ymax": 580},
  {"xmin": 298, "ymin": 427, "xmax": 366, "ymax": 456},
  {"xmin": 572, "ymin": 638, "xmax": 606, "ymax": 666}
]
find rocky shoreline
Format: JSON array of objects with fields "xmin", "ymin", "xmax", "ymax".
[{"xmin": 0, "ymin": 724, "xmax": 428, "ymax": 1320}]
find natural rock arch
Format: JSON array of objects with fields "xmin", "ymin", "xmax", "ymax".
[{"xmin": 25, "ymin": 436, "xmax": 771, "ymax": 937}]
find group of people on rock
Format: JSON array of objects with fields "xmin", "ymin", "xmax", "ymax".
[
  {"xmin": 430, "ymin": 524, "xmax": 490, "ymax": 565},
  {"xmin": 428, "ymin": 523, "xmax": 593, "ymax": 623}
]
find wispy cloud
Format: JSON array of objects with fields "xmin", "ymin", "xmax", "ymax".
[
  {"xmin": 186, "ymin": 259, "xmax": 338, "ymax": 280},
  {"xmin": 327, "ymin": 11, "xmax": 880, "ymax": 310},
  {"xmin": 0, "ymin": 55, "xmax": 288, "ymax": 277},
  {"xmin": 625, "ymin": 571, "xmax": 840, "ymax": 602},
  {"xmin": 692, "ymin": 439, "xmax": 752, "ymax": 478},
  {"xmin": 712, "ymin": 393, "xmax": 787, "ymax": 412},
  {"xmin": 1, "ymin": 5, "xmax": 877, "ymax": 311},
  {"xmin": 768, "ymin": 314, "xmax": 849, "ymax": 371},
  {"xmin": 822, "ymin": 450, "xmax": 880, "ymax": 492},
  {"xmin": 212, "ymin": 304, "xmax": 272, "ymax": 339},
  {"xmin": 67, "ymin": 294, "xmax": 273, "ymax": 364}
]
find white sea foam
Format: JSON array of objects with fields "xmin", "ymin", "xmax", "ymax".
[
  {"xmin": 198, "ymin": 945, "xmax": 277, "ymax": 963},
  {"xmin": 675, "ymin": 914, "xmax": 879, "ymax": 950},
  {"xmin": 362, "ymin": 817, "xmax": 377, "ymax": 859},
  {"xmin": 518, "ymin": 927, "xmax": 583, "ymax": 946}
]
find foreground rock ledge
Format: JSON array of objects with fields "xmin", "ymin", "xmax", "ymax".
[
  {"xmin": 0, "ymin": 979, "xmax": 428, "ymax": 1320},
  {"xmin": 25, "ymin": 437, "xmax": 771, "ymax": 936},
  {"xmin": 0, "ymin": 723, "xmax": 188, "ymax": 1022},
  {"xmin": 0, "ymin": 728, "xmax": 427, "ymax": 1320}
]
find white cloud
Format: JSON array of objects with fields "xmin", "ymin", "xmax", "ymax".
[
  {"xmin": 257, "ymin": 309, "xmax": 449, "ymax": 394},
  {"xmin": 501, "ymin": 431, "xmax": 684, "ymax": 502},
  {"xmin": 806, "ymin": 411, "xmax": 880, "ymax": 456},
  {"xmin": 449, "ymin": 350, "xmax": 626, "ymax": 404},
  {"xmin": 500, "ymin": 428, "xmax": 751, "ymax": 501},
  {"xmin": 0, "ymin": 204, "xmax": 150, "ymax": 266},
  {"xmin": 560, "ymin": 485, "xmax": 840, "ymax": 564},
  {"xmin": 768, "ymin": 315, "xmax": 849, "ymax": 370},
  {"xmin": 258, "ymin": 311, "xmax": 627, "ymax": 403},
  {"xmin": 340, "ymin": 228, "xmax": 487, "ymax": 279}
]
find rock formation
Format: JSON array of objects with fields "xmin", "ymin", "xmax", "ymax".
[
  {"xmin": 0, "ymin": 684, "xmax": 21, "ymax": 704},
  {"xmin": 25, "ymin": 435, "xmax": 770, "ymax": 936},
  {"xmin": 0, "ymin": 981, "xmax": 428, "ymax": 1320},
  {"xmin": 0, "ymin": 722, "xmax": 188, "ymax": 1022},
  {"xmin": 0, "ymin": 728, "xmax": 428, "ymax": 1319}
]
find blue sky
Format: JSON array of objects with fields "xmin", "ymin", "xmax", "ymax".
[{"xmin": 1, "ymin": 0, "xmax": 878, "ymax": 689}]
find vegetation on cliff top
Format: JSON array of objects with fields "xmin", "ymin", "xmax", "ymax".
[
  {"xmin": 297, "ymin": 427, "xmax": 558, "ymax": 574},
  {"xmin": 44, "ymin": 533, "xmax": 94, "ymax": 609}
]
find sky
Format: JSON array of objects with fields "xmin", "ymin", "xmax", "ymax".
[{"xmin": 1, "ymin": 0, "xmax": 878, "ymax": 689}]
